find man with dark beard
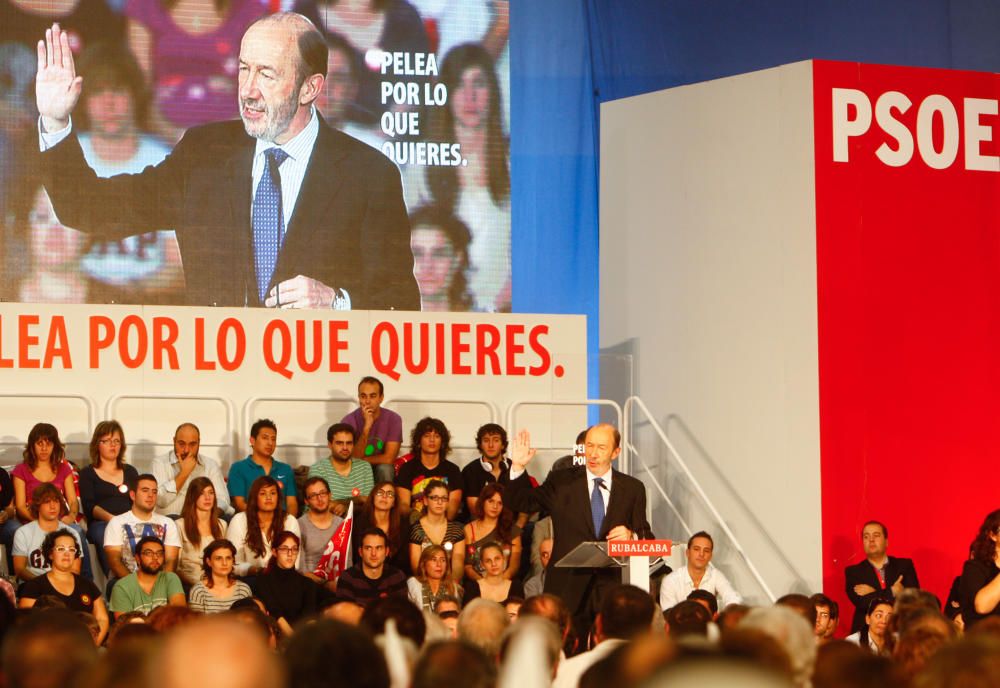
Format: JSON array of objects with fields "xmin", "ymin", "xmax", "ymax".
[
  {"xmin": 109, "ymin": 535, "xmax": 186, "ymax": 619},
  {"xmin": 35, "ymin": 14, "xmax": 418, "ymax": 310}
]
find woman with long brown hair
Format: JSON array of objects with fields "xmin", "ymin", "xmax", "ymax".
[
  {"xmin": 228, "ymin": 475, "xmax": 299, "ymax": 577},
  {"xmin": 407, "ymin": 544, "xmax": 462, "ymax": 613},
  {"xmin": 409, "ymin": 480, "xmax": 465, "ymax": 581},
  {"xmin": 78, "ymin": 420, "xmax": 138, "ymax": 575},
  {"xmin": 463, "ymin": 483, "xmax": 521, "ymax": 581},
  {"xmin": 256, "ymin": 530, "xmax": 334, "ymax": 636},
  {"xmin": 175, "ymin": 477, "xmax": 226, "ymax": 586},
  {"xmin": 352, "ymin": 480, "xmax": 410, "ymax": 574},
  {"xmin": 960, "ymin": 508, "xmax": 1000, "ymax": 629}
]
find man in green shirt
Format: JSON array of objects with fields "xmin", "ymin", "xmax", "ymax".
[
  {"xmin": 308, "ymin": 423, "xmax": 374, "ymax": 516},
  {"xmin": 109, "ymin": 536, "xmax": 186, "ymax": 618}
]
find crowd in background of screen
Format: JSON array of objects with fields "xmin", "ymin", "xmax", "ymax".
[{"xmin": 0, "ymin": 0, "xmax": 510, "ymax": 312}]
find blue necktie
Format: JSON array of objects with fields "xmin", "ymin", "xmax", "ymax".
[
  {"xmin": 252, "ymin": 148, "xmax": 289, "ymax": 301},
  {"xmin": 591, "ymin": 476, "xmax": 605, "ymax": 537}
]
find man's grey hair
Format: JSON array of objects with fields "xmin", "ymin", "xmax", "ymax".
[
  {"xmin": 739, "ymin": 605, "xmax": 816, "ymax": 688},
  {"xmin": 458, "ymin": 598, "xmax": 510, "ymax": 659}
]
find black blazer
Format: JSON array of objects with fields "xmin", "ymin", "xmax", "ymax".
[
  {"xmin": 844, "ymin": 555, "xmax": 919, "ymax": 633},
  {"xmin": 506, "ymin": 465, "xmax": 653, "ymax": 622},
  {"xmin": 43, "ymin": 117, "xmax": 420, "ymax": 310}
]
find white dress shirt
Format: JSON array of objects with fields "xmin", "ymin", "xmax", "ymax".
[
  {"xmin": 659, "ymin": 562, "xmax": 744, "ymax": 610},
  {"xmin": 151, "ymin": 451, "xmax": 233, "ymax": 516}
]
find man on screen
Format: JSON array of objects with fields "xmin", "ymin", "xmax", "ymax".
[{"xmin": 34, "ymin": 15, "xmax": 420, "ymax": 310}]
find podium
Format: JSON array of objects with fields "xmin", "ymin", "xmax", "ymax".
[{"xmin": 554, "ymin": 540, "xmax": 673, "ymax": 593}]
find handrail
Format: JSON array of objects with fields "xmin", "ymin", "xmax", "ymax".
[
  {"xmin": 624, "ymin": 395, "xmax": 776, "ymax": 602},
  {"xmin": 105, "ymin": 394, "xmax": 236, "ymax": 451},
  {"xmin": 505, "ymin": 398, "xmax": 623, "ymax": 469},
  {"xmin": 0, "ymin": 393, "xmax": 97, "ymax": 431},
  {"xmin": 623, "ymin": 439, "xmax": 693, "ymax": 538}
]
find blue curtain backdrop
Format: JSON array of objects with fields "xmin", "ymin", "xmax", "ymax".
[{"xmin": 510, "ymin": 0, "xmax": 1000, "ymax": 394}]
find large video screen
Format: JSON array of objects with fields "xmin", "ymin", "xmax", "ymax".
[{"xmin": 0, "ymin": 0, "xmax": 510, "ymax": 312}]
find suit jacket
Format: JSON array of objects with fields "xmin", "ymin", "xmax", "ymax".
[
  {"xmin": 42, "ymin": 118, "xmax": 420, "ymax": 309},
  {"xmin": 844, "ymin": 555, "xmax": 919, "ymax": 633},
  {"xmin": 507, "ymin": 465, "xmax": 653, "ymax": 622}
]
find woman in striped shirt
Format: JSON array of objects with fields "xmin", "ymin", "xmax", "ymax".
[{"xmin": 187, "ymin": 539, "xmax": 252, "ymax": 613}]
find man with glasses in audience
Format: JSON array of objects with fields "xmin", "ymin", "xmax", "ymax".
[
  {"xmin": 109, "ymin": 535, "xmax": 186, "ymax": 618},
  {"xmin": 309, "ymin": 423, "xmax": 374, "ymax": 516},
  {"xmin": 12, "ymin": 483, "xmax": 85, "ymax": 582},
  {"xmin": 104, "ymin": 474, "xmax": 181, "ymax": 584},
  {"xmin": 299, "ymin": 476, "xmax": 344, "ymax": 591}
]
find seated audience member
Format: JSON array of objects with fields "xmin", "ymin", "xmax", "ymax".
[
  {"xmin": 776, "ymin": 593, "xmax": 819, "ymax": 629},
  {"xmin": 408, "ymin": 206, "xmax": 475, "ymax": 313},
  {"xmin": 353, "ymin": 481, "xmax": 411, "ymax": 574},
  {"xmin": 504, "ymin": 596, "xmax": 523, "ymax": 621},
  {"xmin": 109, "ymin": 536, "xmax": 186, "ymax": 618},
  {"xmin": 12, "ymin": 483, "xmax": 84, "ymax": 582},
  {"xmin": 228, "ymin": 419, "xmax": 298, "ymax": 516},
  {"xmin": 298, "ymin": 476, "xmax": 345, "ymax": 588},
  {"xmin": 78, "ymin": 420, "xmax": 139, "ymax": 575},
  {"xmin": 464, "ymin": 484, "xmax": 521, "ymax": 582},
  {"xmin": 336, "ymin": 528, "xmax": 408, "ymax": 608},
  {"xmin": 152, "ymin": 423, "xmax": 232, "ymax": 518},
  {"xmin": 811, "ymin": 593, "xmax": 836, "ymax": 642},
  {"xmin": 716, "ymin": 603, "xmax": 751, "ymax": 633},
  {"xmin": 462, "ymin": 542, "xmax": 523, "ymax": 606},
  {"xmin": 663, "ymin": 599, "xmax": 712, "ymax": 638},
  {"xmin": 3, "ymin": 423, "xmax": 85, "ymax": 571},
  {"xmin": 960, "ymin": 508, "xmax": 1000, "ymax": 629},
  {"xmin": 740, "ymin": 605, "xmax": 817, "ymax": 688},
  {"xmin": 891, "ymin": 607, "xmax": 955, "ymax": 682},
  {"xmin": 659, "ymin": 531, "xmax": 743, "ymax": 611},
  {"xmin": 396, "ymin": 417, "xmax": 463, "ymax": 520},
  {"xmin": 845, "ymin": 595, "xmax": 894, "ymax": 655},
  {"xmin": 309, "ymin": 424, "xmax": 374, "ymax": 516},
  {"xmin": 341, "ymin": 376, "xmax": 404, "ymax": 484},
  {"xmin": 844, "ymin": 520, "xmax": 919, "ymax": 634},
  {"xmin": 72, "ymin": 42, "xmax": 181, "ymax": 304},
  {"xmin": 18, "ymin": 530, "xmax": 109, "ymax": 643},
  {"xmin": 524, "ymin": 537, "xmax": 552, "ymax": 598},
  {"xmin": 104, "ymin": 474, "xmax": 181, "ymax": 581},
  {"xmin": 284, "ymin": 619, "xmax": 390, "ymax": 688},
  {"xmin": 823, "ymin": 598, "xmax": 840, "ymax": 641},
  {"xmin": 687, "ymin": 588, "xmax": 719, "ymax": 617},
  {"xmin": 408, "ymin": 544, "xmax": 463, "ymax": 612},
  {"xmin": 361, "ymin": 596, "xmax": 428, "ymax": 647},
  {"xmin": 461, "ymin": 424, "xmax": 514, "ymax": 516},
  {"xmin": 412, "ymin": 640, "xmax": 496, "ymax": 688},
  {"xmin": 520, "ymin": 593, "xmax": 575, "ymax": 659},
  {"xmin": 256, "ymin": 531, "xmax": 335, "ymax": 636},
  {"xmin": 228, "ymin": 476, "xmax": 300, "ymax": 577},
  {"xmin": 553, "ymin": 585, "xmax": 657, "ymax": 688},
  {"xmin": 457, "ymin": 597, "xmax": 510, "ymax": 660},
  {"xmin": 187, "ymin": 539, "xmax": 252, "ymax": 614},
  {"xmin": 0, "ymin": 608, "xmax": 100, "ymax": 688},
  {"xmin": 410, "ymin": 480, "xmax": 466, "ymax": 579},
  {"xmin": 175, "ymin": 477, "xmax": 227, "ymax": 587},
  {"xmin": 549, "ymin": 430, "xmax": 588, "ymax": 474}
]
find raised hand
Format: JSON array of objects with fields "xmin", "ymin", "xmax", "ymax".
[
  {"xmin": 36, "ymin": 24, "xmax": 83, "ymax": 132},
  {"xmin": 511, "ymin": 429, "xmax": 536, "ymax": 470}
]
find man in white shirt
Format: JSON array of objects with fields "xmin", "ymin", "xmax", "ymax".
[
  {"xmin": 658, "ymin": 531, "xmax": 743, "ymax": 611},
  {"xmin": 151, "ymin": 422, "xmax": 232, "ymax": 517},
  {"xmin": 104, "ymin": 474, "xmax": 181, "ymax": 580}
]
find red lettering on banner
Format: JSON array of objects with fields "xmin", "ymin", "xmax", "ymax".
[
  {"xmin": 372, "ymin": 321, "xmax": 400, "ymax": 381},
  {"xmin": 118, "ymin": 315, "xmax": 147, "ymax": 369},
  {"xmin": 528, "ymin": 325, "xmax": 551, "ymax": 375},
  {"xmin": 194, "ymin": 318, "xmax": 215, "ymax": 370},
  {"xmin": 505, "ymin": 324, "xmax": 525, "ymax": 375},
  {"xmin": 451, "ymin": 323, "xmax": 471, "ymax": 374},
  {"xmin": 0, "ymin": 317, "xmax": 11, "ymax": 368},
  {"xmin": 218, "ymin": 318, "xmax": 246, "ymax": 371},
  {"xmin": 607, "ymin": 540, "xmax": 673, "ymax": 557},
  {"xmin": 435, "ymin": 323, "xmax": 445, "ymax": 374},
  {"xmin": 476, "ymin": 324, "xmax": 501, "ymax": 375},
  {"xmin": 403, "ymin": 322, "xmax": 429, "ymax": 374},
  {"xmin": 263, "ymin": 320, "xmax": 293, "ymax": 380},
  {"xmin": 18, "ymin": 315, "xmax": 40, "ymax": 369},
  {"xmin": 329, "ymin": 321, "xmax": 348, "ymax": 372},
  {"xmin": 42, "ymin": 317, "xmax": 71, "ymax": 369},
  {"xmin": 152, "ymin": 317, "xmax": 179, "ymax": 370},
  {"xmin": 296, "ymin": 320, "xmax": 322, "ymax": 373},
  {"xmin": 89, "ymin": 316, "xmax": 115, "ymax": 368}
]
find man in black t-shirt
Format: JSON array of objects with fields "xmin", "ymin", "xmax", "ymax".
[{"xmin": 395, "ymin": 417, "xmax": 463, "ymax": 520}]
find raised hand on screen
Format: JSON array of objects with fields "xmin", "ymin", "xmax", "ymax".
[{"xmin": 36, "ymin": 24, "xmax": 83, "ymax": 132}]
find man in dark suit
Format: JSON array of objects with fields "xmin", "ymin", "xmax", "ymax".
[
  {"xmin": 844, "ymin": 520, "xmax": 919, "ymax": 634},
  {"xmin": 35, "ymin": 16, "xmax": 419, "ymax": 310},
  {"xmin": 506, "ymin": 424, "xmax": 653, "ymax": 636}
]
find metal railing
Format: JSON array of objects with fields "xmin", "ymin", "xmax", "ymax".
[
  {"xmin": 505, "ymin": 398, "xmax": 623, "ymax": 469},
  {"xmin": 624, "ymin": 395, "xmax": 776, "ymax": 602}
]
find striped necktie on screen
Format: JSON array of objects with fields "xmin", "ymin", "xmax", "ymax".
[{"xmin": 252, "ymin": 147, "xmax": 290, "ymax": 302}]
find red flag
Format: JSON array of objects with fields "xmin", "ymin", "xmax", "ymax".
[{"xmin": 313, "ymin": 501, "xmax": 353, "ymax": 581}]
